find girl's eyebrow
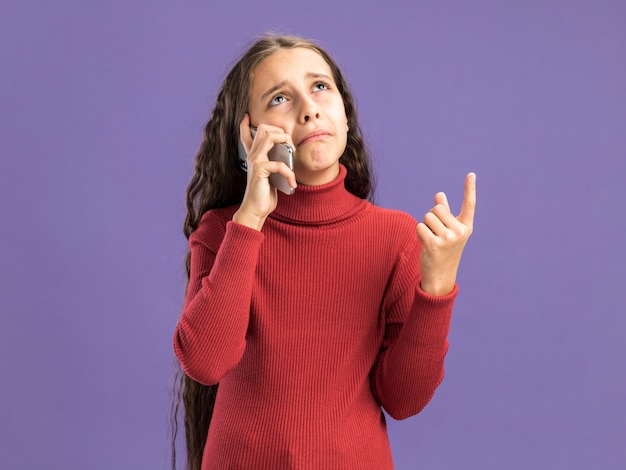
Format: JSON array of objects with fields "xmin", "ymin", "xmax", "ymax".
[
  {"xmin": 259, "ymin": 73, "xmax": 334, "ymax": 102},
  {"xmin": 260, "ymin": 81, "xmax": 287, "ymax": 102},
  {"xmin": 306, "ymin": 72, "xmax": 333, "ymax": 82}
]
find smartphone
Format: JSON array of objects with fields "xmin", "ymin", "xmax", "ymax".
[{"xmin": 238, "ymin": 127, "xmax": 295, "ymax": 195}]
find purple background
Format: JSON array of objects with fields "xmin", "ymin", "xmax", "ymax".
[{"xmin": 2, "ymin": 1, "xmax": 625, "ymax": 468}]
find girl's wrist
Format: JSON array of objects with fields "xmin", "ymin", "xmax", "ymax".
[
  {"xmin": 420, "ymin": 276, "xmax": 456, "ymax": 296},
  {"xmin": 232, "ymin": 209, "xmax": 266, "ymax": 231}
]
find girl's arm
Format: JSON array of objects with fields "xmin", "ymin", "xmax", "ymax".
[
  {"xmin": 372, "ymin": 262, "xmax": 458, "ymax": 419},
  {"xmin": 371, "ymin": 173, "xmax": 475, "ymax": 418},
  {"xmin": 173, "ymin": 213, "xmax": 264, "ymax": 385}
]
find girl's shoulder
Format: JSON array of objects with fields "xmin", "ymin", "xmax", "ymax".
[
  {"xmin": 364, "ymin": 203, "xmax": 418, "ymax": 230},
  {"xmin": 190, "ymin": 205, "xmax": 240, "ymax": 244},
  {"xmin": 357, "ymin": 203, "xmax": 420, "ymax": 250}
]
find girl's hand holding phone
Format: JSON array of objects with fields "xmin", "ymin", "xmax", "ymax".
[{"xmin": 233, "ymin": 114, "xmax": 297, "ymax": 231}]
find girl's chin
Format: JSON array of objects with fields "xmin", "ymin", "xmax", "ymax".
[{"xmin": 294, "ymin": 161, "xmax": 340, "ymax": 186}]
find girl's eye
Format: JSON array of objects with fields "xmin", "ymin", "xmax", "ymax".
[
  {"xmin": 313, "ymin": 81, "xmax": 329, "ymax": 92},
  {"xmin": 270, "ymin": 94, "xmax": 286, "ymax": 106}
]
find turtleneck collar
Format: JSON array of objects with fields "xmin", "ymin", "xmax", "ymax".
[{"xmin": 270, "ymin": 164, "xmax": 367, "ymax": 226}]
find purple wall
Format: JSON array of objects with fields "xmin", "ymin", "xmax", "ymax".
[{"xmin": 2, "ymin": 1, "xmax": 625, "ymax": 468}]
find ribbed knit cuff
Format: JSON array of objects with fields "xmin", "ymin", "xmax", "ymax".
[
  {"xmin": 204, "ymin": 221, "xmax": 265, "ymax": 288},
  {"xmin": 410, "ymin": 283, "xmax": 458, "ymax": 335}
]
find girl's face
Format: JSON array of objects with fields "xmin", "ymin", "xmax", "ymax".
[{"xmin": 247, "ymin": 47, "xmax": 349, "ymax": 186}]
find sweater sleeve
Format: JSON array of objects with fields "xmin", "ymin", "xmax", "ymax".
[
  {"xmin": 371, "ymin": 237, "xmax": 457, "ymax": 420},
  {"xmin": 173, "ymin": 215, "xmax": 264, "ymax": 385}
]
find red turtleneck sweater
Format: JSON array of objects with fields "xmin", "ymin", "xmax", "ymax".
[{"xmin": 174, "ymin": 165, "xmax": 457, "ymax": 469}]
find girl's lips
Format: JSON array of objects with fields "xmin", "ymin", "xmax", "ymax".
[{"xmin": 297, "ymin": 130, "xmax": 331, "ymax": 146}]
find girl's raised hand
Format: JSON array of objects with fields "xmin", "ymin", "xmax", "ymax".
[
  {"xmin": 232, "ymin": 114, "xmax": 297, "ymax": 231},
  {"xmin": 416, "ymin": 173, "xmax": 476, "ymax": 296}
]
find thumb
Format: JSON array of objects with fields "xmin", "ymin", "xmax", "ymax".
[{"xmin": 434, "ymin": 192, "xmax": 449, "ymax": 210}]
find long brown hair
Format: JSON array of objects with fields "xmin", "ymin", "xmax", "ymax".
[{"xmin": 171, "ymin": 34, "xmax": 375, "ymax": 470}]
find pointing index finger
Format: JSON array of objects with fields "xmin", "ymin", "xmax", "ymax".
[{"xmin": 458, "ymin": 172, "xmax": 476, "ymax": 228}]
